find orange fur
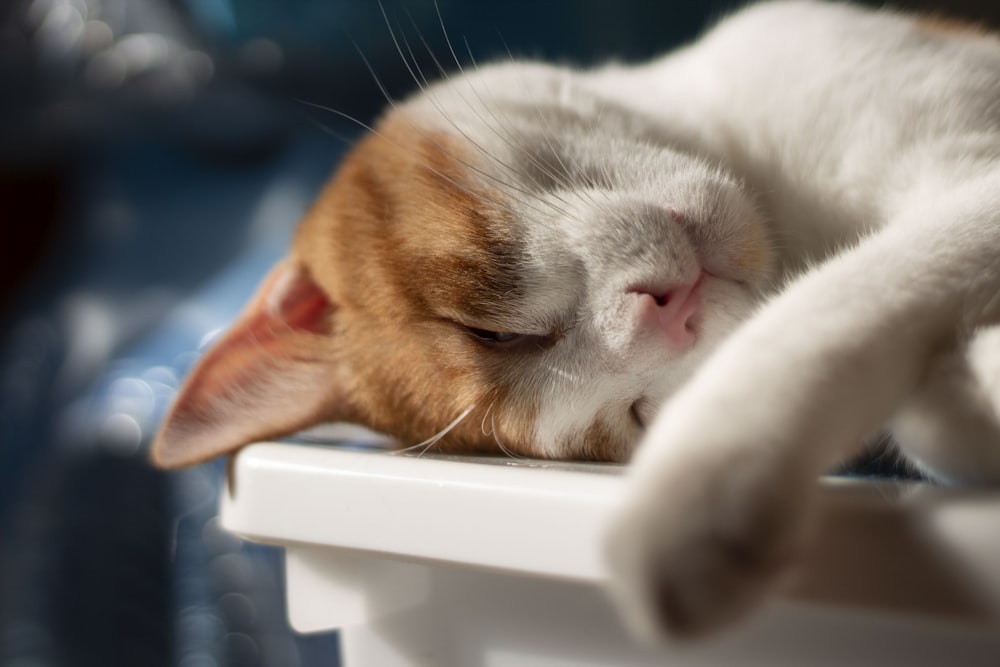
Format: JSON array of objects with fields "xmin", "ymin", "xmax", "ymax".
[
  {"xmin": 578, "ymin": 409, "xmax": 632, "ymax": 462},
  {"xmin": 291, "ymin": 110, "xmax": 541, "ymax": 455}
]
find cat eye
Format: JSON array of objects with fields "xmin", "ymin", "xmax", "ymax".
[
  {"xmin": 465, "ymin": 327, "xmax": 529, "ymax": 348},
  {"xmin": 458, "ymin": 321, "xmax": 563, "ymax": 351}
]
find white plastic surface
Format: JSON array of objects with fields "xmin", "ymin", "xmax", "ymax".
[
  {"xmin": 222, "ymin": 443, "xmax": 623, "ymax": 581},
  {"xmin": 219, "ymin": 442, "xmax": 1000, "ymax": 666}
]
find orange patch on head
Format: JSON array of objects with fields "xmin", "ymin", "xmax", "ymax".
[{"xmin": 291, "ymin": 110, "xmax": 543, "ymax": 456}]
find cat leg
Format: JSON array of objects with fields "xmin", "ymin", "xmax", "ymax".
[
  {"xmin": 891, "ymin": 325, "xmax": 1000, "ymax": 485},
  {"xmin": 603, "ymin": 174, "xmax": 1000, "ymax": 641}
]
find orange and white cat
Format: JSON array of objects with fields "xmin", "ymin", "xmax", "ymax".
[{"xmin": 152, "ymin": 0, "xmax": 1000, "ymax": 641}]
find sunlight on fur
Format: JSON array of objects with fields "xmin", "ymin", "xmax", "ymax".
[{"xmin": 153, "ymin": 0, "xmax": 1000, "ymax": 642}]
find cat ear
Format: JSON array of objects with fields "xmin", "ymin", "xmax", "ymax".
[{"xmin": 150, "ymin": 260, "xmax": 350, "ymax": 469}]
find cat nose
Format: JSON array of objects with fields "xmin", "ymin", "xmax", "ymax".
[{"xmin": 631, "ymin": 275, "xmax": 702, "ymax": 349}]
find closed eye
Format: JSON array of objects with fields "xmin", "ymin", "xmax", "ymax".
[
  {"xmin": 467, "ymin": 327, "xmax": 520, "ymax": 343},
  {"xmin": 463, "ymin": 326, "xmax": 558, "ymax": 351},
  {"xmin": 466, "ymin": 327, "xmax": 531, "ymax": 349}
]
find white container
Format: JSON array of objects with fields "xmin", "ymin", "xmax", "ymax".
[{"xmin": 221, "ymin": 442, "xmax": 1000, "ymax": 666}]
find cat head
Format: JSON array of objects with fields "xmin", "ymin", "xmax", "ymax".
[{"xmin": 151, "ymin": 62, "xmax": 774, "ymax": 469}]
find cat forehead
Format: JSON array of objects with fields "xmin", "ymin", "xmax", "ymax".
[
  {"xmin": 306, "ymin": 63, "xmax": 769, "ymax": 323},
  {"xmin": 298, "ymin": 108, "xmax": 547, "ymax": 330}
]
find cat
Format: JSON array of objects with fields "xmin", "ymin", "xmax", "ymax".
[{"xmin": 151, "ymin": 0, "xmax": 1000, "ymax": 642}]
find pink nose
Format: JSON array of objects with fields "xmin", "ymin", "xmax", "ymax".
[{"xmin": 633, "ymin": 276, "xmax": 702, "ymax": 349}]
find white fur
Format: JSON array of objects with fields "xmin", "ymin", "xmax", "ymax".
[
  {"xmin": 396, "ymin": 0, "xmax": 1000, "ymax": 638},
  {"xmin": 597, "ymin": 2, "xmax": 1000, "ymax": 639}
]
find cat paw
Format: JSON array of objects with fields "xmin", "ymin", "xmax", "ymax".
[{"xmin": 603, "ymin": 436, "xmax": 808, "ymax": 641}]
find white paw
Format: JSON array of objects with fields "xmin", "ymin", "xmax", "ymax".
[{"xmin": 604, "ymin": 409, "xmax": 811, "ymax": 641}]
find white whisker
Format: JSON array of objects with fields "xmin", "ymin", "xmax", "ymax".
[
  {"xmin": 480, "ymin": 404, "xmax": 524, "ymax": 460},
  {"xmin": 432, "ymin": 0, "xmax": 464, "ymax": 75},
  {"xmin": 544, "ymin": 362, "xmax": 583, "ymax": 385},
  {"xmin": 393, "ymin": 405, "xmax": 476, "ymax": 457},
  {"xmin": 492, "ymin": 414, "xmax": 524, "ymax": 460},
  {"xmin": 400, "ymin": 6, "xmax": 586, "ymax": 228}
]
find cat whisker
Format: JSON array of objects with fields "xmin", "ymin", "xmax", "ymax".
[
  {"xmin": 496, "ymin": 30, "xmax": 515, "ymax": 63},
  {"xmin": 367, "ymin": 13, "xmax": 567, "ymax": 225},
  {"xmin": 490, "ymin": 37, "xmax": 608, "ymax": 222},
  {"xmin": 392, "ymin": 404, "xmax": 476, "ymax": 457},
  {"xmin": 399, "ymin": 21, "xmax": 538, "ymax": 203},
  {"xmin": 400, "ymin": 12, "xmax": 436, "ymax": 90},
  {"xmin": 511, "ymin": 68, "xmax": 620, "ymax": 222},
  {"xmin": 480, "ymin": 401, "xmax": 495, "ymax": 436},
  {"xmin": 293, "ymin": 97, "xmax": 378, "ymax": 141},
  {"xmin": 480, "ymin": 402, "xmax": 523, "ymax": 460},
  {"xmin": 527, "ymin": 106, "xmax": 618, "ymax": 220},
  {"xmin": 491, "ymin": 413, "xmax": 524, "ymax": 460},
  {"xmin": 297, "ymin": 96, "xmax": 519, "ymax": 221},
  {"xmin": 352, "ymin": 37, "xmax": 402, "ymax": 111},
  {"xmin": 341, "ymin": 36, "xmax": 533, "ymax": 221},
  {"xmin": 379, "ymin": 3, "xmax": 528, "ymax": 206},
  {"xmin": 379, "ymin": 2, "xmax": 432, "ymax": 97},
  {"xmin": 543, "ymin": 362, "xmax": 584, "ymax": 386},
  {"xmin": 384, "ymin": 0, "xmax": 580, "ymax": 232},
  {"xmin": 451, "ymin": 42, "xmax": 602, "ymax": 227},
  {"xmin": 458, "ymin": 38, "xmax": 589, "ymax": 213},
  {"xmin": 392, "ymin": 5, "xmax": 587, "ymax": 229},
  {"xmin": 423, "ymin": 86, "xmax": 584, "ymax": 225},
  {"xmin": 432, "ymin": 0, "xmax": 464, "ymax": 75}
]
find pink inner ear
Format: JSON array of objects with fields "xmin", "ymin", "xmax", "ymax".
[
  {"xmin": 188, "ymin": 263, "xmax": 335, "ymax": 401},
  {"xmin": 267, "ymin": 261, "xmax": 336, "ymax": 333},
  {"xmin": 150, "ymin": 261, "xmax": 345, "ymax": 469}
]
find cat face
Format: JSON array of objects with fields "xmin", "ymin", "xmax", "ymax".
[{"xmin": 151, "ymin": 63, "xmax": 774, "ymax": 468}]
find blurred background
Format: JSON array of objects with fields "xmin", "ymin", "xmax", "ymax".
[{"xmin": 1, "ymin": 1, "xmax": 998, "ymax": 665}]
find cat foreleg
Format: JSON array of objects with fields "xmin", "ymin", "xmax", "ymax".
[{"xmin": 603, "ymin": 177, "xmax": 1000, "ymax": 641}]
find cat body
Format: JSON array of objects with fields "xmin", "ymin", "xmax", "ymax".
[{"xmin": 153, "ymin": 0, "xmax": 1000, "ymax": 640}]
